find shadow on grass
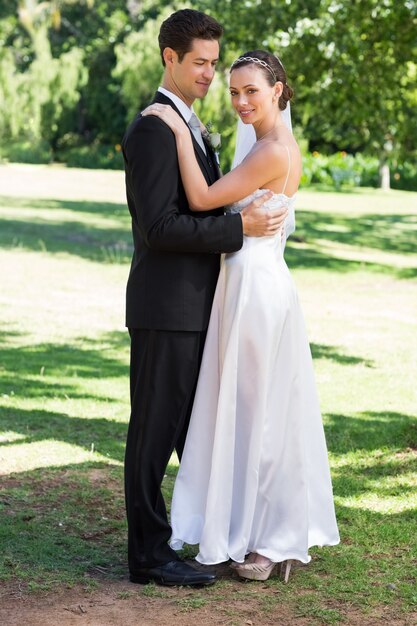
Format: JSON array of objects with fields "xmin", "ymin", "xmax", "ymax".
[
  {"xmin": 0, "ymin": 407, "xmax": 127, "ymax": 461},
  {"xmin": 0, "ymin": 215, "xmax": 132, "ymax": 264},
  {"xmin": 0, "ymin": 462, "xmax": 127, "ymax": 586},
  {"xmin": 327, "ymin": 413, "xmax": 417, "ymax": 499},
  {"xmin": 1, "ymin": 461, "xmax": 416, "ymax": 598},
  {"xmin": 285, "ymin": 243, "xmax": 417, "ymax": 278},
  {"xmin": 311, "ymin": 343, "xmax": 374, "ymax": 367},
  {"xmin": 285, "ymin": 209, "xmax": 417, "ymax": 278},
  {"xmin": 0, "ymin": 194, "xmax": 131, "ymax": 263},
  {"xmin": 1, "ymin": 195, "xmax": 417, "ymax": 276},
  {"xmin": 0, "ymin": 329, "xmax": 129, "ymax": 462},
  {"xmin": 325, "ymin": 411, "xmax": 417, "ymax": 455},
  {"xmin": 0, "ymin": 195, "xmax": 127, "ymax": 217},
  {"xmin": 0, "ymin": 330, "xmax": 129, "ymax": 399},
  {"xmin": 294, "ymin": 210, "xmax": 417, "ymax": 255},
  {"xmin": 0, "ymin": 405, "xmax": 415, "ymax": 595}
]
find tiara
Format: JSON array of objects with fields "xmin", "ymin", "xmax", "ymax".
[{"xmin": 230, "ymin": 56, "xmax": 277, "ymax": 82}]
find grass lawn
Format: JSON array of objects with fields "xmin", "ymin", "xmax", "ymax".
[{"xmin": 0, "ymin": 164, "xmax": 416, "ymax": 625}]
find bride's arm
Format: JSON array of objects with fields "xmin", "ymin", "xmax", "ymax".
[{"xmin": 142, "ymin": 104, "xmax": 284, "ymax": 211}]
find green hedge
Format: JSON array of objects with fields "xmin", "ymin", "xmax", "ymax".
[
  {"xmin": 390, "ymin": 161, "xmax": 417, "ymax": 192},
  {"xmin": 0, "ymin": 138, "xmax": 123, "ymax": 170},
  {"xmin": 55, "ymin": 143, "xmax": 124, "ymax": 170},
  {"xmin": 301, "ymin": 151, "xmax": 379, "ymax": 189},
  {"xmin": 301, "ymin": 151, "xmax": 417, "ymax": 191},
  {"xmin": 0, "ymin": 140, "xmax": 53, "ymax": 164}
]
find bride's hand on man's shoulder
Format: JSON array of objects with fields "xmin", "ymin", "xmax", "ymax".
[{"xmin": 141, "ymin": 104, "xmax": 187, "ymax": 136}]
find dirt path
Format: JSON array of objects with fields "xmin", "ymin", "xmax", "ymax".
[
  {"xmin": 0, "ymin": 577, "xmax": 302, "ymax": 626},
  {"xmin": 1, "ymin": 574, "xmax": 414, "ymax": 626}
]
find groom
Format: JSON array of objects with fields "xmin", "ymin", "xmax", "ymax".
[{"xmin": 122, "ymin": 9, "xmax": 287, "ymax": 587}]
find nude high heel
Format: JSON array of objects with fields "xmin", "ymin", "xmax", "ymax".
[
  {"xmin": 235, "ymin": 557, "xmax": 294, "ymax": 583},
  {"xmin": 279, "ymin": 559, "xmax": 293, "ymax": 583},
  {"xmin": 235, "ymin": 560, "xmax": 277, "ymax": 581}
]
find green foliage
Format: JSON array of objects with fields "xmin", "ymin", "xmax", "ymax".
[
  {"xmin": 0, "ymin": 0, "xmax": 416, "ymax": 187},
  {"xmin": 55, "ymin": 136, "xmax": 124, "ymax": 169},
  {"xmin": 301, "ymin": 152, "xmax": 380, "ymax": 189},
  {"xmin": 390, "ymin": 159, "xmax": 417, "ymax": 192},
  {"xmin": 113, "ymin": 7, "xmax": 169, "ymax": 120},
  {"xmin": 301, "ymin": 152, "xmax": 417, "ymax": 192},
  {"xmin": 194, "ymin": 70, "xmax": 237, "ymax": 170},
  {"xmin": 0, "ymin": 47, "xmax": 27, "ymax": 138},
  {"xmin": 198, "ymin": 0, "xmax": 417, "ymax": 165},
  {"xmin": 52, "ymin": 3, "xmax": 133, "ymax": 143},
  {"xmin": 0, "ymin": 23, "xmax": 86, "ymax": 145},
  {"xmin": 39, "ymin": 44, "xmax": 87, "ymax": 144},
  {"xmin": 0, "ymin": 139, "xmax": 53, "ymax": 164}
]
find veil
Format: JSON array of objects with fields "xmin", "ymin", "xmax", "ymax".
[
  {"xmin": 232, "ymin": 102, "xmax": 292, "ymax": 168},
  {"xmin": 231, "ymin": 102, "xmax": 295, "ymax": 248}
]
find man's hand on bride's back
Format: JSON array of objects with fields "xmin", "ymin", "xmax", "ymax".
[{"xmin": 241, "ymin": 191, "xmax": 288, "ymax": 237}]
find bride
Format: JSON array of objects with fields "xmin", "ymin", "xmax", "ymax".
[{"xmin": 142, "ymin": 50, "xmax": 340, "ymax": 582}]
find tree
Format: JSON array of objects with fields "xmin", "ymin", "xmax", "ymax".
[
  {"xmin": 196, "ymin": 0, "xmax": 417, "ymax": 178},
  {"xmin": 0, "ymin": 1, "xmax": 88, "ymax": 145},
  {"xmin": 1, "ymin": 0, "xmax": 415, "ymax": 183}
]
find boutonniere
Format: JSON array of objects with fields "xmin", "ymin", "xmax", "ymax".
[
  {"xmin": 202, "ymin": 122, "xmax": 221, "ymax": 165},
  {"xmin": 202, "ymin": 122, "xmax": 221, "ymax": 151}
]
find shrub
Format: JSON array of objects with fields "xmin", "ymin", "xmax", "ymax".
[
  {"xmin": 0, "ymin": 25, "xmax": 86, "ymax": 145},
  {"xmin": 390, "ymin": 161, "xmax": 417, "ymax": 191},
  {"xmin": 0, "ymin": 139, "xmax": 52, "ymax": 164},
  {"xmin": 301, "ymin": 152, "xmax": 383, "ymax": 190},
  {"xmin": 55, "ymin": 139, "xmax": 123, "ymax": 170}
]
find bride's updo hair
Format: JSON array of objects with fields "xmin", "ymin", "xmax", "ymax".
[{"xmin": 230, "ymin": 50, "xmax": 293, "ymax": 111}]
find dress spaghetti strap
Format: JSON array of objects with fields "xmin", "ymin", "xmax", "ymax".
[{"xmin": 282, "ymin": 145, "xmax": 291, "ymax": 195}]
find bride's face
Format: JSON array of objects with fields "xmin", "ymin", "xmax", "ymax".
[{"xmin": 229, "ymin": 65, "xmax": 280, "ymax": 125}]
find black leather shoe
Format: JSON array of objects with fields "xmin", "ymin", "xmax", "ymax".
[{"xmin": 129, "ymin": 560, "xmax": 216, "ymax": 586}]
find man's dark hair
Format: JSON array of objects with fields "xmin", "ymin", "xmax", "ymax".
[{"xmin": 158, "ymin": 9, "xmax": 223, "ymax": 66}]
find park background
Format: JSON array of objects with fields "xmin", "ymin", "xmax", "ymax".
[
  {"xmin": 1, "ymin": 0, "xmax": 417, "ymax": 189},
  {"xmin": 0, "ymin": 1, "xmax": 416, "ymax": 625}
]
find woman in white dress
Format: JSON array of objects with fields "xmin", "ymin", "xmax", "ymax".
[{"xmin": 143, "ymin": 50, "xmax": 340, "ymax": 582}]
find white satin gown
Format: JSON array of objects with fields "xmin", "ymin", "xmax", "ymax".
[{"xmin": 170, "ymin": 174, "xmax": 340, "ymax": 565}]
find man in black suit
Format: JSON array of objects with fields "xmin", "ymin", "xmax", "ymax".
[{"xmin": 122, "ymin": 9, "xmax": 287, "ymax": 587}]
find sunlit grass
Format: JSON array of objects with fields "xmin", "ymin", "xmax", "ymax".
[{"xmin": 0, "ymin": 165, "xmax": 416, "ymax": 622}]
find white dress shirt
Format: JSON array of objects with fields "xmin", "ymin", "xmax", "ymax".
[{"xmin": 157, "ymin": 87, "xmax": 206, "ymax": 154}]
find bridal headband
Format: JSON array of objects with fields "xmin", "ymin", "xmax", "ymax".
[{"xmin": 230, "ymin": 56, "xmax": 277, "ymax": 82}]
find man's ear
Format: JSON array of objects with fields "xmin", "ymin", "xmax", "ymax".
[{"xmin": 163, "ymin": 47, "xmax": 177, "ymax": 67}]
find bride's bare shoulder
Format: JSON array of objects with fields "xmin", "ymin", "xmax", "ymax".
[{"xmin": 255, "ymin": 139, "xmax": 299, "ymax": 165}]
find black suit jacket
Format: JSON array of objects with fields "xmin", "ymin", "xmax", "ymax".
[{"xmin": 122, "ymin": 92, "xmax": 243, "ymax": 331}]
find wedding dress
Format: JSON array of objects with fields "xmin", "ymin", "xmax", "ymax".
[{"xmin": 170, "ymin": 156, "xmax": 340, "ymax": 566}]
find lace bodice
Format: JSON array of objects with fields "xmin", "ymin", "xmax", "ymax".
[
  {"xmin": 227, "ymin": 188, "xmax": 295, "ymax": 213},
  {"xmin": 227, "ymin": 189, "xmax": 296, "ymax": 247}
]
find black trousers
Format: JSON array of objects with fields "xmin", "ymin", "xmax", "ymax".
[{"xmin": 125, "ymin": 328, "xmax": 206, "ymax": 572}]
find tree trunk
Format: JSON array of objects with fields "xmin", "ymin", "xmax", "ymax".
[{"xmin": 380, "ymin": 162, "xmax": 390, "ymax": 190}]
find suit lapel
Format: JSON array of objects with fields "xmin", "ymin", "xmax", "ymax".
[
  {"xmin": 153, "ymin": 92, "xmax": 213, "ymax": 182},
  {"xmin": 204, "ymin": 139, "xmax": 222, "ymax": 181}
]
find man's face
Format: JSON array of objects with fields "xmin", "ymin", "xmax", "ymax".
[{"xmin": 166, "ymin": 38, "xmax": 219, "ymax": 106}]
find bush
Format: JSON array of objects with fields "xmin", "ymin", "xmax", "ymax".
[
  {"xmin": 55, "ymin": 139, "xmax": 123, "ymax": 170},
  {"xmin": 0, "ymin": 27, "xmax": 86, "ymax": 146},
  {"xmin": 390, "ymin": 161, "xmax": 417, "ymax": 191},
  {"xmin": 301, "ymin": 151, "xmax": 417, "ymax": 191},
  {"xmin": 0, "ymin": 139, "xmax": 52, "ymax": 164},
  {"xmin": 301, "ymin": 152, "xmax": 381, "ymax": 190}
]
